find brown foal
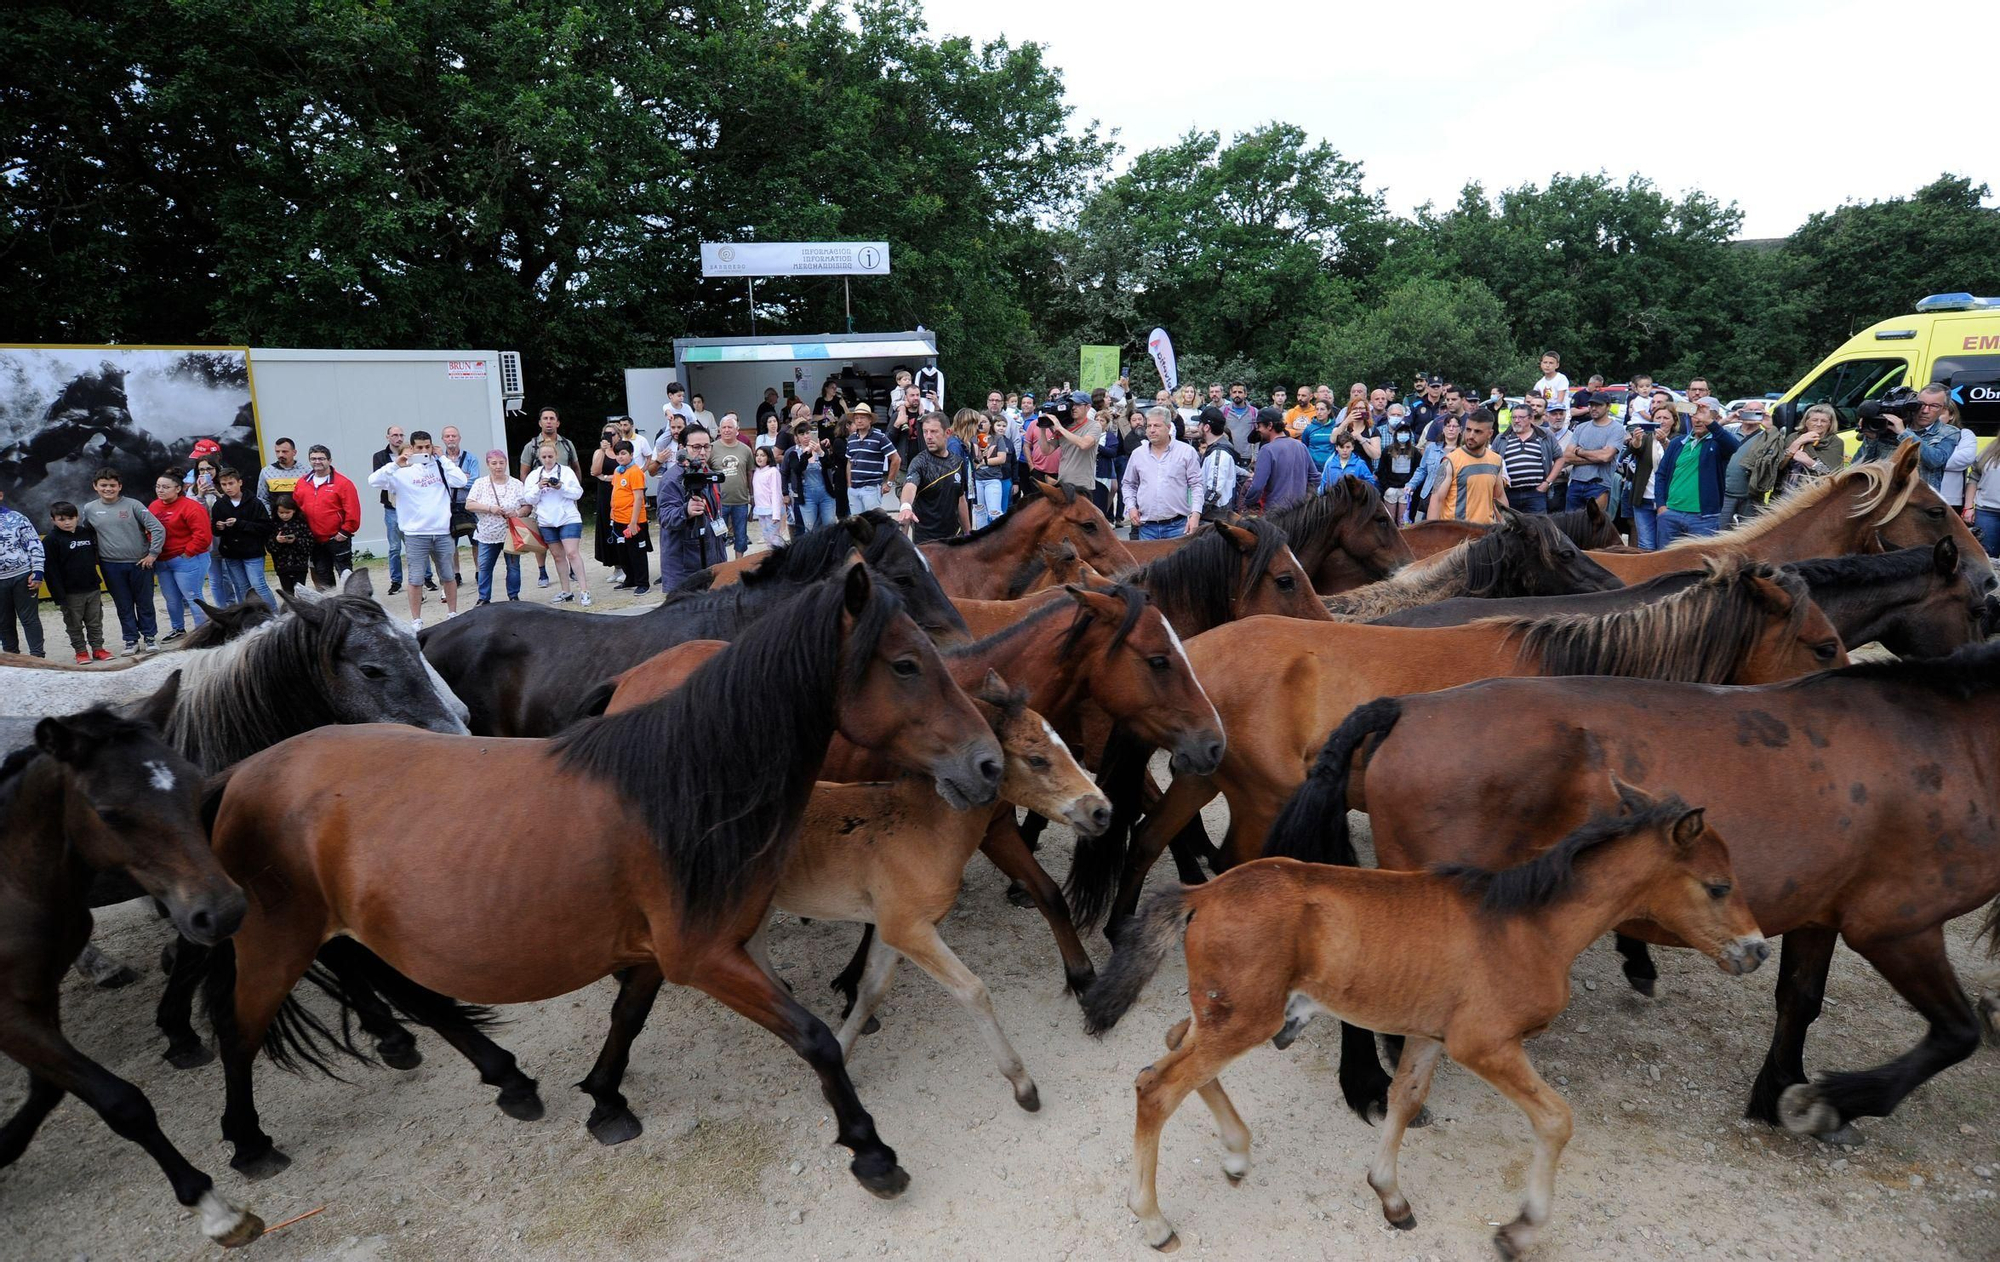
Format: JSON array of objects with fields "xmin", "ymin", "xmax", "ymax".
[
  {"xmin": 950, "ymin": 541, "xmax": 1108, "ymax": 638},
  {"xmin": 1085, "ymin": 781, "xmax": 1768, "ymax": 1258}
]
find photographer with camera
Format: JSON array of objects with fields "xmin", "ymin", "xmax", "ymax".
[
  {"xmin": 1857, "ymin": 384, "xmax": 1969, "ymax": 495},
  {"xmin": 522, "ymin": 438, "xmax": 590, "ymax": 607},
  {"xmin": 368, "ymin": 429, "xmax": 468, "ymax": 631},
  {"xmin": 657, "ymin": 425, "xmax": 725, "ymax": 593}
]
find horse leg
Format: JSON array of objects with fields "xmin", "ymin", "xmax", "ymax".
[
  {"xmin": 1128, "ymin": 1010, "xmax": 1258, "ymax": 1251},
  {"xmin": 0, "ymin": 997, "xmax": 261, "ymax": 1247},
  {"xmin": 832, "ymin": 931, "xmax": 901, "ymax": 1059},
  {"xmin": 825, "ymin": 925, "xmax": 883, "ymax": 1035},
  {"xmin": 1366, "ymin": 1034, "xmax": 1444, "ymax": 1230},
  {"xmin": 576, "ymin": 965, "xmax": 664, "ymax": 1146},
  {"xmin": 316, "ymin": 939, "xmax": 424, "ymax": 1070},
  {"xmin": 1109, "ymin": 774, "xmax": 1218, "ymax": 939},
  {"xmin": 157, "ymin": 939, "xmax": 216, "ymax": 1069},
  {"xmin": 1005, "ymin": 810, "xmax": 1050, "ymax": 906},
  {"xmin": 1454, "ymin": 1039, "xmax": 1574, "ymax": 1260},
  {"xmin": 1165, "ymin": 1018, "xmax": 1251, "ymax": 1181},
  {"xmin": 333, "ymin": 949, "xmax": 542, "ymax": 1122},
  {"xmin": 213, "ymin": 936, "xmax": 311, "ymax": 1181},
  {"xmin": 883, "ymin": 915, "xmax": 1039, "ymax": 1112},
  {"xmin": 682, "ymin": 946, "xmax": 909, "ymax": 1198},
  {"xmin": 979, "ymin": 816, "xmax": 1097, "ymax": 997},
  {"xmin": 1744, "ymin": 927, "xmax": 1839, "ymax": 1130},
  {"xmin": 1776, "ymin": 926, "xmax": 1982, "ymax": 1140},
  {"xmin": 1334, "ymin": 1021, "xmax": 1396, "ymax": 1124},
  {"xmin": 72, "ymin": 940, "xmax": 139, "ymax": 990},
  {"xmin": 1613, "ymin": 933, "xmax": 1659, "ymax": 998}
]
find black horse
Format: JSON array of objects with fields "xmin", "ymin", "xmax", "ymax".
[
  {"xmin": 0, "ymin": 697, "xmax": 262, "ymax": 1249},
  {"xmin": 422, "ymin": 510, "xmax": 969, "ymax": 736}
]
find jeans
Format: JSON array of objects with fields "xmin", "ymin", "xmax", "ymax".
[
  {"xmin": 208, "ymin": 541, "xmax": 239, "ymax": 605},
  {"xmin": 974, "ymin": 479, "xmax": 1007, "ymax": 528},
  {"xmin": 720, "ymin": 503, "xmax": 751, "ymax": 557},
  {"xmin": 1657, "ymin": 508, "xmax": 1721, "ymax": 547},
  {"xmin": 476, "ymin": 539, "xmax": 521, "ymax": 601},
  {"xmin": 1564, "ymin": 480, "xmax": 1610, "ymax": 511},
  {"xmin": 1975, "ymin": 508, "xmax": 2000, "ymax": 558},
  {"xmin": 1138, "ymin": 519, "xmax": 1185, "ymax": 540},
  {"xmin": 383, "ymin": 505, "xmax": 404, "ymax": 583},
  {"xmin": 848, "ymin": 484, "xmax": 887, "ymax": 515},
  {"xmin": 157, "ymin": 553, "xmax": 210, "ymax": 631},
  {"xmin": 802, "ymin": 486, "xmax": 839, "ymax": 530},
  {"xmin": 1508, "ymin": 489, "xmax": 1548, "ymax": 514},
  {"xmin": 217, "ymin": 556, "xmax": 275, "ymax": 609},
  {"xmin": 1631, "ymin": 503, "xmax": 1661, "ymax": 551},
  {"xmin": 101, "ymin": 560, "xmax": 157, "ymax": 644},
  {"xmin": 0, "ymin": 574, "xmax": 43, "ymax": 656}
]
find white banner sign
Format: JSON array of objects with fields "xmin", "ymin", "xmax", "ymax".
[
  {"xmin": 700, "ymin": 242, "xmax": 891, "ymax": 278},
  {"xmin": 1147, "ymin": 327, "xmax": 1178, "ymax": 393}
]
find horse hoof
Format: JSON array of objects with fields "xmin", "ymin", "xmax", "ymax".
[
  {"xmin": 1005, "ymin": 881, "xmax": 1035, "ymax": 909},
  {"xmin": 163, "ymin": 1042, "xmax": 214, "ymax": 1070},
  {"xmin": 377, "ymin": 1041, "xmax": 424, "ymax": 1072},
  {"xmin": 215, "ymin": 1212, "xmax": 265, "ymax": 1248},
  {"xmin": 1065, "ymin": 968, "xmax": 1098, "ymax": 999},
  {"xmin": 496, "ymin": 1086, "xmax": 545, "ymax": 1122},
  {"xmin": 587, "ymin": 1109, "xmax": 643, "ymax": 1146},
  {"xmin": 1410, "ymin": 1106, "xmax": 1434, "ymax": 1129},
  {"xmin": 1777, "ymin": 1083, "xmax": 1841, "ymax": 1137},
  {"xmin": 853, "ymin": 1158, "xmax": 910, "ymax": 1200},
  {"xmin": 1817, "ymin": 1124, "xmax": 1866, "ymax": 1149},
  {"xmin": 1493, "ymin": 1231, "xmax": 1522, "ymax": 1261},
  {"xmin": 1271, "ymin": 1016, "xmax": 1307, "ymax": 1050},
  {"xmin": 1151, "ymin": 1229, "xmax": 1181, "ymax": 1253},
  {"xmin": 1222, "ymin": 1154, "xmax": 1249, "ymax": 1183},
  {"xmin": 1015, "ymin": 1083, "xmax": 1042, "ymax": 1113},
  {"xmin": 1389, "ymin": 1210, "xmax": 1417, "ymax": 1231},
  {"xmin": 230, "ymin": 1148, "xmax": 291, "ymax": 1181},
  {"xmin": 860, "ymin": 1014, "xmax": 881, "ymax": 1036},
  {"xmin": 95, "ymin": 965, "xmax": 140, "ymax": 990},
  {"xmin": 1627, "ymin": 976, "xmax": 1657, "ymax": 999}
]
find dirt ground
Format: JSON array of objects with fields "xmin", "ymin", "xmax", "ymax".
[
  {"xmin": 7, "ymin": 549, "xmax": 1999, "ymax": 1259},
  {"xmin": 7, "ymin": 788, "xmax": 1998, "ymax": 1262}
]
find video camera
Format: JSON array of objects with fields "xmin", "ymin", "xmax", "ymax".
[
  {"xmin": 680, "ymin": 460, "xmax": 726, "ymax": 488},
  {"xmin": 1856, "ymin": 385, "xmax": 1924, "ymax": 435}
]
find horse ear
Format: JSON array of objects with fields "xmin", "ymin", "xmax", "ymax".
[
  {"xmin": 842, "ymin": 562, "xmax": 873, "ymax": 617},
  {"xmin": 195, "ymin": 598, "xmax": 227, "ymax": 625},
  {"xmin": 1494, "ymin": 506, "xmax": 1522, "ymax": 532},
  {"xmin": 1032, "ymin": 477, "xmax": 1063, "ymax": 504},
  {"xmin": 126, "ymin": 671, "xmax": 184, "ymax": 732},
  {"xmin": 845, "ymin": 513, "xmax": 878, "ymax": 546},
  {"xmin": 1584, "ymin": 497, "xmax": 1606, "ymax": 527},
  {"xmin": 1218, "ymin": 522, "xmax": 1257, "ymax": 552},
  {"xmin": 34, "ymin": 714, "xmax": 87, "ymax": 764},
  {"xmin": 1744, "ymin": 568, "xmax": 1796, "ymax": 614},
  {"xmin": 1933, "ymin": 536, "xmax": 1959, "ymax": 576},
  {"xmin": 1608, "ymin": 773, "xmax": 1651, "ymax": 815},
  {"xmin": 1063, "ymin": 583, "xmax": 1121, "ymax": 617},
  {"xmin": 975, "ymin": 669, "xmax": 1011, "ymax": 707},
  {"xmin": 342, "ymin": 567, "xmax": 375, "ymax": 599},
  {"xmin": 1671, "ymin": 807, "xmax": 1707, "ymax": 850},
  {"xmin": 1890, "ymin": 438, "xmax": 1920, "ymax": 480}
]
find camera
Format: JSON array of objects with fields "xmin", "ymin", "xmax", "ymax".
[
  {"xmin": 1856, "ymin": 386, "xmax": 1923, "ymax": 434},
  {"xmin": 681, "ymin": 460, "xmax": 725, "ymax": 488}
]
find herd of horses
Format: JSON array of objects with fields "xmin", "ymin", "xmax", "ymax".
[{"xmin": 4, "ymin": 441, "xmax": 1999, "ymax": 1257}]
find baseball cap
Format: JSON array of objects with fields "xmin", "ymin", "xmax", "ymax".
[
  {"xmin": 1571, "ymin": 389, "xmax": 1598, "ymax": 408},
  {"xmin": 189, "ymin": 438, "xmax": 222, "ymax": 460},
  {"xmin": 1068, "ymin": 391, "xmax": 1092, "ymax": 408},
  {"xmin": 1426, "ymin": 375, "xmax": 1443, "ymax": 386},
  {"xmin": 1255, "ymin": 406, "xmax": 1283, "ymax": 428}
]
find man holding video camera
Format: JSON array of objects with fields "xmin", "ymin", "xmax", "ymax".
[{"xmin": 656, "ymin": 425, "xmax": 725, "ymax": 592}]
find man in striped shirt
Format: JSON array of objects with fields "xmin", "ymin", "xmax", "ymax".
[
  {"xmin": 844, "ymin": 403, "xmax": 901, "ymax": 514},
  {"xmin": 1492, "ymin": 406, "xmax": 1559, "ymax": 513}
]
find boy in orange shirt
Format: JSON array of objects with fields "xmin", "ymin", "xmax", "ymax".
[{"xmin": 609, "ymin": 439, "xmax": 651, "ymax": 595}]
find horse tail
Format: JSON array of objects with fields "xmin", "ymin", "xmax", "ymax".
[
  {"xmin": 1081, "ymin": 886, "xmax": 1189, "ymax": 1036},
  {"xmin": 199, "ymin": 940, "xmax": 371, "ymax": 1081},
  {"xmin": 309, "ymin": 938, "xmax": 501, "ymax": 1040},
  {"xmin": 1261, "ymin": 697, "xmax": 1402, "ymax": 865},
  {"xmin": 1064, "ymin": 728, "xmax": 1149, "ymax": 930}
]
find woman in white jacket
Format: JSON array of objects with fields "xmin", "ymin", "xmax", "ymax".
[{"xmin": 523, "ymin": 438, "xmax": 590, "ymax": 606}]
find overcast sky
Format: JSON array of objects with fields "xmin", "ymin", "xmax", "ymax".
[{"xmin": 920, "ymin": 0, "xmax": 1997, "ymax": 239}]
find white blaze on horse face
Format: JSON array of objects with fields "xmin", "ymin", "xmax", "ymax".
[{"xmin": 143, "ymin": 760, "xmax": 177, "ymax": 792}]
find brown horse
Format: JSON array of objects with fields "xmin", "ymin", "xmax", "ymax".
[
  {"xmin": 601, "ymin": 584, "xmax": 1225, "ymax": 998},
  {"xmin": 1086, "ymin": 780, "xmax": 1767, "ymax": 1256},
  {"xmin": 0, "ymin": 698, "xmax": 261, "ymax": 1249},
  {"xmin": 198, "ymin": 569, "xmax": 1001, "ymax": 1196},
  {"xmin": 1401, "ymin": 517, "xmax": 1485, "ymax": 559},
  {"xmin": 1118, "ymin": 476, "xmax": 1414, "ymax": 593},
  {"xmin": 1119, "ymin": 519, "xmax": 1333, "ymax": 636},
  {"xmin": 1103, "ymin": 558, "xmax": 1845, "ymax": 932},
  {"xmin": 1402, "ymin": 501, "xmax": 1621, "ymax": 560},
  {"xmin": 1323, "ymin": 509, "xmax": 1622, "ymax": 621},
  {"xmin": 917, "ymin": 479, "xmax": 1136, "ymax": 599},
  {"xmin": 950, "ymin": 541, "xmax": 1108, "ymax": 639},
  {"xmin": 1267, "ymin": 639, "xmax": 2000, "ymax": 1146},
  {"xmin": 1591, "ymin": 442, "xmax": 1998, "ymax": 590}
]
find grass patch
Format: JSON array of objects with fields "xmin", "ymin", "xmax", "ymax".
[{"xmin": 525, "ymin": 1116, "xmax": 783, "ymax": 1249}]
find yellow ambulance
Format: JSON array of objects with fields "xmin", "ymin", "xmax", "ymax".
[{"xmin": 1773, "ymin": 293, "xmax": 2000, "ymax": 451}]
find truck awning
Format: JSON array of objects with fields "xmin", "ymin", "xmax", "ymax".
[{"xmin": 678, "ymin": 338, "xmax": 936, "ymax": 364}]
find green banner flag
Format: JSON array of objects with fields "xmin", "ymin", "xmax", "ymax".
[{"xmin": 1079, "ymin": 345, "xmax": 1119, "ymax": 392}]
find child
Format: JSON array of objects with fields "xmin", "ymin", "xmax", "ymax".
[
  {"xmin": 78, "ymin": 468, "xmax": 165, "ymax": 654},
  {"xmin": 752, "ymin": 445, "xmax": 786, "ymax": 548},
  {"xmin": 607, "ymin": 439, "xmax": 651, "ymax": 596},
  {"xmin": 41, "ymin": 501, "xmax": 108, "ymax": 663},
  {"xmin": 0, "ymin": 485, "xmax": 46, "ymax": 658},
  {"xmin": 210, "ymin": 467, "xmax": 275, "ymax": 608},
  {"xmin": 266, "ymin": 494, "xmax": 313, "ymax": 595}
]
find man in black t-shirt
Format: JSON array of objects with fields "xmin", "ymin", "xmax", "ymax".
[{"xmin": 898, "ymin": 414, "xmax": 969, "ymax": 542}]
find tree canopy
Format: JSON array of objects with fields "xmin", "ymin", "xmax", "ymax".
[{"xmin": 4, "ymin": 1, "xmax": 1996, "ymax": 412}]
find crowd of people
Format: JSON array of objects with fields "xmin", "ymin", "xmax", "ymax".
[{"xmin": 1, "ymin": 356, "xmax": 1989, "ymax": 660}]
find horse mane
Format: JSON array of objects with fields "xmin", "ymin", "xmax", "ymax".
[
  {"xmin": 1125, "ymin": 519, "xmax": 1286, "ymax": 631},
  {"xmin": 1662, "ymin": 458, "xmax": 1916, "ymax": 554},
  {"xmin": 161, "ymin": 597, "xmax": 389, "ymax": 771},
  {"xmin": 1437, "ymin": 791, "xmax": 1696, "ymax": 913},
  {"xmin": 939, "ymin": 486, "xmax": 1064, "ymax": 548},
  {"xmin": 1798, "ymin": 637, "xmax": 2000, "ymax": 700},
  {"xmin": 739, "ymin": 518, "xmax": 867, "ymax": 587},
  {"xmin": 1323, "ymin": 516, "xmax": 1548, "ymax": 619},
  {"xmin": 551, "ymin": 575, "xmax": 902, "ymax": 928},
  {"xmin": 1267, "ymin": 478, "xmax": 1381, "ymax": 564},
  {"xmin": 1495, "ymin": 556, "xmax": 1810, "ymax": 685},
  {"xmin": 1785, "ymin": 543, "xmax": 1941, "ymax": 590},
  {"xmin": 1545, "ymin": 506, "xmax": 1616, "ymax": 550},
  {"xmin": 946, "ymin": 583, "xmax": 1148, "ymax": 662}
]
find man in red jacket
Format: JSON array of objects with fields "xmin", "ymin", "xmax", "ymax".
[{"xmin": 293, "ymin": 443, "xmax": 361, "ymax": 590}]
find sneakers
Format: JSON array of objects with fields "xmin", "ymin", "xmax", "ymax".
[
  {"xmin": 537, "ymin": 574, "xmax": 551, "ymax": 588},
  {"xmin": 507, "ymin": 594, "xmax": 521, "ymax": 601},
  {"xmin": 552, "ymin": 592, "xmax": 571, "ymax": 603},
  {"xmin": 92, "ymin": 648, "xmax": 112, "ymax": 661},
  {"xmin": 474, "ymin": 598, "xmax": 490, "ymax": 607},
  {"xmin": 160, "ymin": 628, "xmax": 186, "ymax": 644},
  {"xmin": 142, "ymin": 637, "xmax": 156, "ymax": 652},
  {"xmin": 631, "ymin": 586, "xmax": 650, "ymax": 596},
  {"xmin": 579, "ymin": 592, "xmax": 592, "ymax": 607},
  {"xmin": 387, "ymin": 581, "xmax": 403, "ymax": 596},
  {"xmin": 410, "ymin": 619, "xmax": 423, "ymax": 634},
  {"xmin": 75, "ymin": 652, "xmax": 91, "ymax": 664},
  {"xmin": 424, "ymin": 577, "xmax": 438, "ymax": 592}
]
